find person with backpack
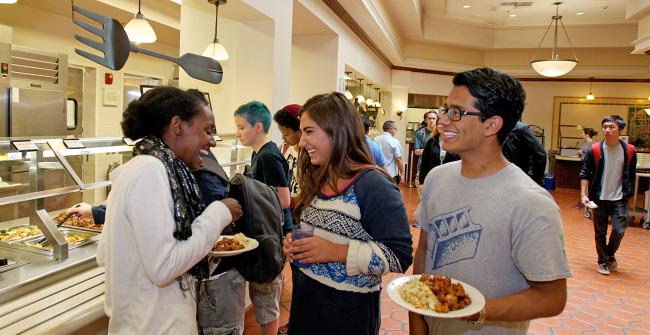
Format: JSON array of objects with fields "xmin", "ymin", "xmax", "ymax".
[
  {"xmin": 283, "ymin": 92, "xmax": 413, "ymax": 335},
  {"xmin": 234, "ymin": 101, "xmax": 291, "ymax": 335},
  {"xmin": 580, "ymin": 115, "xmax": 637, "ymax": 275}
]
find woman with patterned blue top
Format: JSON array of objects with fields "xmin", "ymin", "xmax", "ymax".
[{"xmin": 283, "ymin": 92, "xmax": 413, "ymax": 335}]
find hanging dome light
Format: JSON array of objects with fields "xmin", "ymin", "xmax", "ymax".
[
  {"xmin": 530, "ymin": 2, "xmax": 578, "ymax": 77},
  {"xmin": 585, "ymin": 77, "xmax": 595, "ymax": 100},
  {"xmin": 125, "ymin": 0, "xmax": 157, "ymax": 44},
  {"xmin": 344, "ymin": 90, "xmax": 353, "ymax": 100},
  {"xmin": 365, "ymin": 84, "xmax": 374, "ymax": 106},
  {"xmin": 203, "ymin": 0, "xmax": 229, "ymax": 61},
  {"xmin": 355, "ymin": 78, "xmax": 365, "ymax": 105}
]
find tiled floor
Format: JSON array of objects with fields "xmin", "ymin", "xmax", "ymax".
[{"xmin": 244, "ymin": 186, "xmax": 650, "ymax": 335}]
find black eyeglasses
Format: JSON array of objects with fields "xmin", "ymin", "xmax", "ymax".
[{"xmin": 438, "ymin": 106, "xmax": 484, "ymax": 121}]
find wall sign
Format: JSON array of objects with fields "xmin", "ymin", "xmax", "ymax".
[
  {"xmin": 11, "ymin": 140, "xmax": 38, "ymax": 152},
  {"xmin": 63, "ymin": 139, "xmax": 85, "ymax": 149},
  {"xmin": 102, "ymin": 87, "xmax": 119, "ymax": 106}
]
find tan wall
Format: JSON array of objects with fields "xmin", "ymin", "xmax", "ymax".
[
  {"xmin": 404, "ymin": 42, "xmax": 485, "ymax": 66},
  {"xmin": 291, "ymin": 34, "xmax": 338, "ymax": 105}
]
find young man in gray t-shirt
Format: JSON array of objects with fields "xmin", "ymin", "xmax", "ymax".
[
  {"xmin": 579, "ymin": 115, "xmax": 636, "ymax": 276},
  {"xmin": 411, "ymin": 68, "xmax": 571, "ymax": 335}
]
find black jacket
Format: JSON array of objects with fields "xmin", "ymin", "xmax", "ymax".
[
  {"xmin": 579, "ymin": 139, "xmax": 636, "ymax": 200},
  {"xmin": 418, "ymin": 135, "xmax": 460, "ymax": 184},
  {"xmin": 502, "ymin": 121, "xmax": 547, "ymax": 185}
]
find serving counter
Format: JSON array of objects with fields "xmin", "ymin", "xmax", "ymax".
[{"xmin": 0, "ymin": 135, "xmax": 249, "ymax": 334}]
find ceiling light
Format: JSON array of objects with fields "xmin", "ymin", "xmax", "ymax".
[
  {"xmin": 585, "ymin": 78, "xmax": 595, "ymax": 100},
  {"xmin": 344, "ymin": 71, "xmax": 352, "ymax": 81},
  {"xmin": 344, "ymin": 90, "xmax": 353, "ymax": 100},
  {"xmin": 170, "ymin": 0, "xmax": 182, "ymax": 4},
  {"xmin": 365, "ymin": 84, "xmax": 374, "ymax": 106},
  {"xmin": 509, "ymin": 13, "xmax": 517, "ymax": 17},
  {"xmin": 203, "ymin": 0, "xmax": 229, "ymax": 61},
  {"xmin": 355, "ymin": 78, "xmax": 365, "ymax": 105},
  {"xmin": 463, "ymin": 5, "xmax": 471, "ymax": 9},
  {"xmin": 576, "ymin": 12, "xmax": 584, "ymax": 15},
  {"xmin": 0, "ymin": 0, "xmax": 17, "ymax": 3},
  {"xmin": 124, "ymin": 0, "xmax": 157, "ymax": 44},
  {"xmin": 531, "ymin": 2, "xmax": 578, "ymax": 77},
  {"xmin": 645, "ymin": 108, "xmax": 650, "ymax": 116}
]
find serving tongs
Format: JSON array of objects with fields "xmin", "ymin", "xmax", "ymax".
[
  {"xmin": 34, "ymin": 212, "xmax": 75, "ymax": 245},
  {"xmin": 71, "ymin": 5, "xmax": 223, "ymax": 84}
]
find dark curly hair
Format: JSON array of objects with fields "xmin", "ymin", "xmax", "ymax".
[
  {"xmin": 453, "ymin": 67, "xmax": 526, "ymax": 144},
  {"xmin": 121, "ymin": 86, "xmax": 205, "ymax": 140},
  {"xmin": 273, "ymin": 108, "xmax": 300, "ymax": 131}
]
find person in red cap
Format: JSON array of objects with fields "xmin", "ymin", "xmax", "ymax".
[{"xmin": 273, "ymin": 104, "xmax": 302, "ymax": 208}]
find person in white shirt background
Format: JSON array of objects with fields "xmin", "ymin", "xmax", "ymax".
[{"xmin": 374, "ymin": 120, "xmax": 404, "ymax": 184}]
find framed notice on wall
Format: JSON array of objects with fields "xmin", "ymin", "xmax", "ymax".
[{"xmin": 102, "ymin": 87, "xmax": 119, "ymax": 106}]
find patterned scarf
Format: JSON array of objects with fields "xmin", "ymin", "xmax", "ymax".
[{"xmin": 133, "ymin": 136, "xmax": 209, "ymax": 282}]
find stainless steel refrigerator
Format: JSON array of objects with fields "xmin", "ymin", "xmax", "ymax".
[{"xmin": 0, "ymin": 43, "xmax": 68, "ymax": 138}]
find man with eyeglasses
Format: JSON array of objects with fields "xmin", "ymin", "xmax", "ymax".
[
  {"xmin": 411, "ymin": 68, "xmax": 571, "ymax": 334},
  {"xmin": 374, "ymin": 120, "xmax": 404, "ymax": 184}
]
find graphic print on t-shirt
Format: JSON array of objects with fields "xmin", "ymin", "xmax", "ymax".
[
  {"xmin": 427, "ymin": 206, "xmax": 482, "ymax": 270},
  {"xmin": 286, "ymin": 151, "xmax": 298, "ymax": 196}
]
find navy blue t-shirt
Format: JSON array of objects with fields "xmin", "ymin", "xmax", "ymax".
[{"xmin": 250, "ymin": 141, "xmax": 293, "ymax": 234}]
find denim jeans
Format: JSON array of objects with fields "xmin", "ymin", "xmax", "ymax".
[
  {"xmin": 197, "ymin": 269, "xmax": 246, "ymax": 335},
  {"xmin": 593, "ymin": 199, "xmax": 628, "ymax": 264}
]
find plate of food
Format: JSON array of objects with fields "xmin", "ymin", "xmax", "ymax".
[
  {"xmin": 387, "ymin": 274, "xmax": 485, "ymax": 318},
  {"xmin": 209, "ymin": 233, "xmax": 258, "ymax": 257}
]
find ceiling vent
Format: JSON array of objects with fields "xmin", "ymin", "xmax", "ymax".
[{"xmin": 500, "ymin": 2, "xmax": 533, "ymax": 7}]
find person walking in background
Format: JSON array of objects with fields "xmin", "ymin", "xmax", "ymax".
[
  {"xmin": 374, "ymin": 120, "xmax": 404, "ymax": 184},
  {"xmin": 502, "ymin": 120, "xmax": 547, "ymax": 185},
  {"xmin": 414, "ymin": 111, "xmax": 438, "ymax": 181},
  {"xmin": 580, "ymin": 115, "xmax": 636, "ymax": 275},
  {"xmin": 417, "ymin": 114, "xmax": 460, "ymax": 187},
  {"xmin": 234, "ymin": 101, "xmax": 290, "ymax": 335},
  {"xmin": 362, "ymin": 116, "xmax": 387, "ymax": 167},
  {"xmin": 578, "ymin": 127, "xmax": 598, "ymax": 158},
  {"xmin": 283, "ymin": 92, "xmax": 412, "ymax": 335},
  {"xmin": 274, "ymin": 104, "xmax": 303, "ymax": 207},
  {"xmin": 97, "ymin": 86, "xmax": 243, "ymax": 334},
  {"xmin": 411, "ymin": 68, "xmax": 570, "ymax": 334}
]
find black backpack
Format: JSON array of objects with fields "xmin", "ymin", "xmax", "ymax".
[{"xmin": 228, "ymin": 173, "xmax": 285, "ymax": 283}]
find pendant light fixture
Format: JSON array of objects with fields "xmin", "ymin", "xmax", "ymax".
[
  {"xmin": 365, "ymin": 84, "xmax": 374, "ymax": 106},
  {"xmin": 374, "ymin": 88, "xmax": 382, "ymax": 108},
  {"xmin": 0, "ymin": 0, "xmax": 18, "ymax": 4},
  {"xmin": 530, "ymin": 2, "xmax": 578, "ymax": 77},
  {"xmin": 344, "ymin": 71, "xmax": 353, "ymax": 100},
  {"xmin": 585, "ymin": 78, "xmax": 595, "ymax": 100},
  {"xmin": 203, "ymin": 0, "xmax": 229, "ymax": 61},
  {"xmin": 355, "ymin": 79, "xmax": 365, "ymax": 105},
  {"xmin": 124, "ymin": 0, "xmax": 157, "ymax": 44}
]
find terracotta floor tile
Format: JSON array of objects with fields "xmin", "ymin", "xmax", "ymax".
[{"xmin": 242, "ymin": 187, "xmax": 650, "ymax": 335}]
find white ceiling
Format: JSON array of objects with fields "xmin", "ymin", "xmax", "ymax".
[{"xmin": 425, "ymin": 0, "xmax": 629, "ymax": 27}]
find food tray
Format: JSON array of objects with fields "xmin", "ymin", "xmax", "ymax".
[
  {"xmin": 0, "ymin": 224, "xmax": 43, "ymax": 243},
  {"xmin": 6, "ymin": 228, "xmax": 99, "ymax": 255}
]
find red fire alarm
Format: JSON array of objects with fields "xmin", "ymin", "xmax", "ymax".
[{"xmin": 104, "ymin": 73, "xmax": 114, "ymax": 85}]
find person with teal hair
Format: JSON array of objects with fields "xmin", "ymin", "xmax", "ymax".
[
  {"xmin": 234, "ymin": 101, "xmax": 273, "ymax": 133},
  {"xmin": 234, "ymin": 100, "xmax": 291, "ymax": 335}
]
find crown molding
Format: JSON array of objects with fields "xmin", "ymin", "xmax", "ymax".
[{"xmin": 632, "ymin": 35, "xmax": 650, "ymax": 54}]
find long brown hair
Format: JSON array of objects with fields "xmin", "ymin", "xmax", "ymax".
[{"xmin": 293, "ymin": 92, "xmax": 376, "ymax": 220}]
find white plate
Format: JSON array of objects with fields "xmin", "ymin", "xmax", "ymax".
[
  {"xmin": 386, "ymin": 274, "xmax": 486, "ymax": 318},
  {"xmin": 209, "ymin": 235, "xmax": 259, "ymax": 257}
]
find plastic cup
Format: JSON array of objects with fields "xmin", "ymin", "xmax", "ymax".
[{"xmin": 291, "ymin": 224, "xmax": 314, "ymax": 268}]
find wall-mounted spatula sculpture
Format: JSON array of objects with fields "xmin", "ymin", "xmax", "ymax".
[{"xmin": 72, "ymin": 6, "xmax": 223, "ymax": 84}]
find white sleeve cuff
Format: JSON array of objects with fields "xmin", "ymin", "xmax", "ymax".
[{"xmin": 346, "ymin": 240, "xmax": 376, "ymax": 276}]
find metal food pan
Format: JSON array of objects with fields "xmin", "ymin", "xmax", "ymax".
[
  {"xmin": 7, "ymin": 228, "xmax": 99, "ymax": 255},
  {"xmin": 0, "ymin": 224, "xmax": 44, "ymax": 243}
]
